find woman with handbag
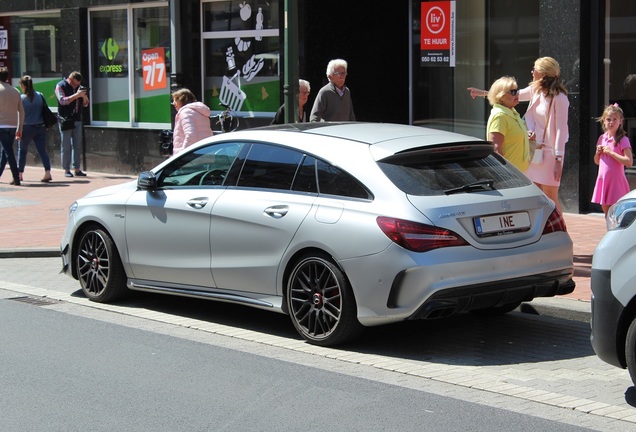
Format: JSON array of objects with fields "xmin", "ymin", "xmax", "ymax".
[
  {"xmin": 18, "ymin": 75, "xmax": 52, "ymax": 182},
  {"xmin": 520, "ymin": 57, "xmax": 569, "ymax": 214}
]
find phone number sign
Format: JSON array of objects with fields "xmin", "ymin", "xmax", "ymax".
[{"xmin": 420, "ymin": 1, "xmax": 455, "ymax": 67}]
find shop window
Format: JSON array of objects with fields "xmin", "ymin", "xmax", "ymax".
[
  {"xmin": 410, "ymin": 1, "xmax": 539, "ymax": 139},
  {"xmin": 89, "ymin": 6, "xmax": 171, "ymax": 127},
  {"xmin": 202, "ymin": 0, "xmax": 280, "ymax": 121},
  {"xmin": 2, "ymin": 13, "xmax": 62, "ymax": 103},
  {"xmin": 133, "ymin": 7, "xmax": 171, "ymax": 124},
  {"xmin": 91, "ymin": 9, "xmax": 130, "ymax": 123}
]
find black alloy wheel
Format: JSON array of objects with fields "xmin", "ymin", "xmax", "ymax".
[
  {"xmin": 76, "ymin": 227, "xmax": 128, "ymax": 303},
  {"xmin": 287, "ymin": 253, "xmax": 363, "ymax": 346}
]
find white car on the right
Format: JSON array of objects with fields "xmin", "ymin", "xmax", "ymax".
[{"xmin": 591, "ymin": 189, "xmax": 636, "ymax": 384}]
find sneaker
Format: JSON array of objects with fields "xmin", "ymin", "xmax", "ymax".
[
  {"xmin": 74, "ymin": 170, "xmax": 87, "ymax": 177},
  {"xmin": 64, "ymin": 171, "xmax": 73, "ymax": 178}
]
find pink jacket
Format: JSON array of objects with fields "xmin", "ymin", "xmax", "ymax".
[
  {"xmin": 519, "ymin": 86, "xmax": 569, "ymax": 157},
  {"xmin": 172, "ymin": 102, "xmax": 213, "ymax": 154}
]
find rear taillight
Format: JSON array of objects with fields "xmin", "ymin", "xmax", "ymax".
[
  {"xmin": 377, "ymin": 217, "xmax": 469, "ymax": 252},
  {"xmin": 542, "ymin": 209, "xmax": 567, "ymax": 234}
]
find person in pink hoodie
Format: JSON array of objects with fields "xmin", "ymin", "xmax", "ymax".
[{"xmin": 171, "ymin": 88, "xmax": 213, "ymax": 155}]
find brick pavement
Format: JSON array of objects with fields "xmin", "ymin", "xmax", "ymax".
[{"xmin": 0, "ymin": 166, "xmax": 606, "ymax": 303}]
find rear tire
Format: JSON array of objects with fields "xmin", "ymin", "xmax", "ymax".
[
  {"xmin": 76, "ymin": 227, "xmax": 128, "ymax": 302},
  {"xmin": 287, "ymin": 253, "xmax": 363, "ymax": 346}
]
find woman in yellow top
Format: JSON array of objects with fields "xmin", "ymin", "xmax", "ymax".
[{"xmin": 486, "ymin": 76, "xmax": 530, "ymax": 172}]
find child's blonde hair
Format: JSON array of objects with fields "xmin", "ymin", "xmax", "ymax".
[{"xmin": 596, "ymin": 104, "xmax": 626, "ymax": 145}]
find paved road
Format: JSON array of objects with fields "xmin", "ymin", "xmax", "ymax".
[
  {"xmin": 1, "ymin": 257, "xmax": 636, "ymax": 431},
  {"xmin": 0, "ymin": 292, "xmax": 597, "ymax": 432}
]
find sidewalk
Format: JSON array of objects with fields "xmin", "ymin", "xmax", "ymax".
[{"xmin": 0, "ymin": 166, "xmax": 605, "ymax": 304}]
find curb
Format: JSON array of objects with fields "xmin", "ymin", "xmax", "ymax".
[
  {"xmin": 0, "ymin": 248, "xmax": 59, "ymax": 259},
  {"xmin": 519, "ymin": 297, "xmax": 591, "ymax": 323}
]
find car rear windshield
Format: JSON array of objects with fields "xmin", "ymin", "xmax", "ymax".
[{"xmin": 377, "ymin": 144, "xmax": 532, "ymax": 196}]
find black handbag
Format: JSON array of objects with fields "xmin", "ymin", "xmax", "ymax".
[
  {"xmin": 59, "ymin": 116, "xmax": 76, "ymax": 131},
  {"xmin": 40, "ymin": 94, "xmax": 58, "ymax": 128}
]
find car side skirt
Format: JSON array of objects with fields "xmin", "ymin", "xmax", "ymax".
[{"xmin": 127, "ymin": 280, "xmax": 286, "ymax": 313}]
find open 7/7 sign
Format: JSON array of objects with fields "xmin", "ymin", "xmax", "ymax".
[{"xmin": 142, "ymin": 47, "xmax": 167, "ymax": 91}]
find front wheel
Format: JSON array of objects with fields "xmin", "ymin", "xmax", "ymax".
[
  {"xmin": 76, "ymin": 227, "xmax": 128, "ymax": 302},
  {"xmin": 287, "ymin": 254, "xmax": 363, "ymax": 346},
  {"xmin": 626, "ymin": 318, "xmax": 636, "ymax": 385}
]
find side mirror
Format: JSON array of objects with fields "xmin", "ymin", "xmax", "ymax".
[{"xmin": 137, "ymin": 171, "xmax": 158, "ymax": 190}]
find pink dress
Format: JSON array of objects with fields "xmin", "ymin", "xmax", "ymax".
[{"xmin": 591, "ymin": 133, "xmax": 632, "ymax": 206}]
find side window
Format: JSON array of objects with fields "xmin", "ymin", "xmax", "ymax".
[
  {"xmin": 317, "ymin": 159, "xmax": 372, "ymax": 200},
  {"xmin": 158, "ymin": 142, "xmax": 243, "ymax": 187},
  {"xmin": 292, "ymin": 156, "xmax": 318, "ymax": 193},
  {"xmin": 237, "ymin": 144, "xmax": 303, "ymax": 190}
]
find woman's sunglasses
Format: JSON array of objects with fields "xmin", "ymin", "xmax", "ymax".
[{"xmin": 508, "ymin": 89, "xmax": 519, "ymax": 96}]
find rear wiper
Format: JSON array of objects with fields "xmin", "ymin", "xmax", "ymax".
[{"xmin": 444, "ymin": 179, "xmax": 495, "ymax": 195}]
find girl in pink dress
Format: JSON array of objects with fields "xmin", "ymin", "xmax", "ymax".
[{"xmin": 591, "ymin": 104, "xmax": 633, "ymax": 216}]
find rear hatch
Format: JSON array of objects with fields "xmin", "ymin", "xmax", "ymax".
[{"xmin": 375, "ymin": 141, "xmax": 553, "ymax": 249}]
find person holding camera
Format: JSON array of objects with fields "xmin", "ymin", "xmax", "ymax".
[{"xmin": 56, "ymin": 71, "xmax": 89, "ymax": 177}]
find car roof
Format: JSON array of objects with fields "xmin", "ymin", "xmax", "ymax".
[
  {"xmin": 249, "ymin": 122, "xmax": 488, "ymax": 160},
  {"xmin": 256, "ymin": 122, "xmax": 477, "ymax": 144}
]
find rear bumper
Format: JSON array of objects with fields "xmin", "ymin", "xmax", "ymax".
[{"xmin": 405, "ymin": 269, "xmax": 575, "ymax": 319}]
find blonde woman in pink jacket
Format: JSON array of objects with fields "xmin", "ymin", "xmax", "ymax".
[
  {"xmin": 519, "ymin": 57, "xmax": 569, "ymax": 214},
  {"xmin": 171, "ymin": 88, "xmax": 213, "ymax": 155}
]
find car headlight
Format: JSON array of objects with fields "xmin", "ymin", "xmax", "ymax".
[
  {"xmin": 68, "ymin": 202, "xmax": 78, "ymax": 219},
  {"xmin": 606, "ymin": 198, "xmax": 636, "ymax": 230}
]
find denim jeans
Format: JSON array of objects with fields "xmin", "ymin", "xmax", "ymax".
[
  {"xmin": 0, "ymin": 128, "xmax": 19, "ymax": 181},
  {"xmin": 59, "ymin": 121, "xmax": 83, "ymax": 171},
  {"xmin": 18, "ymin": 124, "xmax": 51, "ymax": 172}
]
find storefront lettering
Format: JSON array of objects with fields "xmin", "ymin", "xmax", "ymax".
[
  {"xmin": 142, "ymin": 52, "xmax": 160, "ymax": 62},
  {"xmin": 99, "ymin": 64, "xmax": 123, "ymax": 73}
]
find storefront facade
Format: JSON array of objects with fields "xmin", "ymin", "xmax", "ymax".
[{"xmin": 1, "ymin": 0, "xmax": 633, "ymax": 213}]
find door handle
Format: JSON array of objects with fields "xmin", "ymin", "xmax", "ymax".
[
  {"xmin": 187, "ymin": 197, "xmax": 209, "ymax": 209},
  {"xmin": 264, "ymin": 205, "xmax": 289, "ymax": 218}
]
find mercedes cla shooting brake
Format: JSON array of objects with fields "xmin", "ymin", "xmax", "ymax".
[{"xmin": 61, "ymin": 122, "xmax": 575, "ymax": 346}]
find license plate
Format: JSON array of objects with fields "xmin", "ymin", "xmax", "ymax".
[{"xmin": 474, "ymin": 212, "xmax": 531, "ymax": 236}]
